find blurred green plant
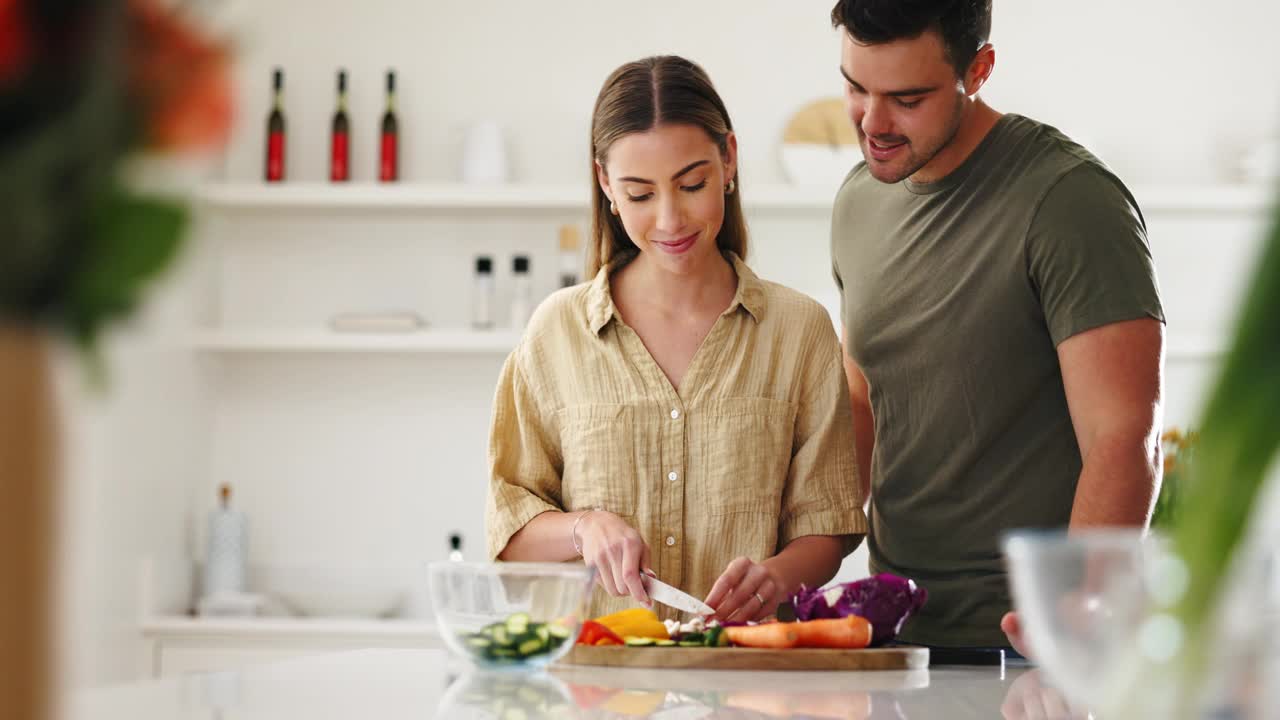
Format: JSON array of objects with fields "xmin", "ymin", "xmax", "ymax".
[
  {"xmin": 1162, "ymin": 181, "xmax": 1280, "ymax": 710},
  {"xmin": 1150, "ymin": 428, "xmax": 1199, "ymax": 530},
  {"xmin": 0, "ymin": 0, "xmax": 231, "ymax": 366}
]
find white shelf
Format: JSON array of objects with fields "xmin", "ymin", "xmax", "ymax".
[
  {"xmin": 195, "ymin": 181, "xmax": 1273, "ymax": 214},
  {"xmin": 140, "ymin": 616, "xmax": 439, "ymax": 641},
  {"xmin": 195, "ymin": 182, "xmax": 840, "ymax": 212},
  {"xmin": 190, "ymin": 329, "xmax": 521, "ymax": 354},
  {"xmin": 1130, "ymin": 184, "xmax": 1274, "ymax": 213},
  {"xmin": 197, "ymin": 182, "xmax": 590, "ymax": 211}
]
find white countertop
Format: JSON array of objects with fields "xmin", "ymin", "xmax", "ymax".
[{"xmin": 68, "ymin": 647, "xmax": 1080, "ymax": 719}]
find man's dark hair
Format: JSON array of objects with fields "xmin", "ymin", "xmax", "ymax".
[{"xmin": 830, "ymin": 0, "xmax": 992, "ymax": 77}]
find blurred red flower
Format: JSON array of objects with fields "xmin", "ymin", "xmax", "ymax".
[
  {"xmin": 0, "ymin": 0, "xmax": 31, "ymax": 85},
  {"xmin": 126, "ymin": 0, "xmax": 233, "ymax": 151}
]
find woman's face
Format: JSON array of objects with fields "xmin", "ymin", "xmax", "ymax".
[{"xmin": 597, "ymin": 123, "xmax": 737, "ymax": 276}]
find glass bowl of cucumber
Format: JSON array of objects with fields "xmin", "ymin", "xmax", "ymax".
[{"xmin": 427, "ymin": 561, "xmax": 595, "ymax": 670}]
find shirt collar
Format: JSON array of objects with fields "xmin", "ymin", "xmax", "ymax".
[{"xmin": 585, "ymin": 251, "xmax": 765, "ymax": 336}]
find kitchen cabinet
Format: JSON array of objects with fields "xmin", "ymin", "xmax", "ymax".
[{"xmin": 139, "ymin": 617, "xmax": 439, "ymax": 678}]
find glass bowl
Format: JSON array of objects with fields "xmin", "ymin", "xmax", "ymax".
[
  {"xmin": 428, "ymin": 561, "xmax": 595, "ymax": 671},
  {"xmin": 1003, "ymin": 529, "xmax": 1183, "ymax": 709}
]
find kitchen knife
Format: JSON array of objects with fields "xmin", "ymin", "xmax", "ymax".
[{"xmin": 642, "ymin": 574, "xmax": 715, "ymax": 616}]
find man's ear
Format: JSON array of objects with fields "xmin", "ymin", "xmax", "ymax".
[{"xmin": 963, "ymin": 43, "xmax": 996, "ymax": 96}]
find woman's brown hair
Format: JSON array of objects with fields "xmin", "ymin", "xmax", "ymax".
[{"xmin": 586, "ymin": 55, "xmax": 747, "ymax": 278}]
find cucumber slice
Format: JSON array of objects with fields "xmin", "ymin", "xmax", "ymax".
[
  {"xmin": 705, "ymin": 626, "xmax": 729, "ymax": 647},
  {"xmin": 516, "ymin": 636, "xmax": 546, "ymax": 656},
  {"xmin": 655, "ymin": 639, "xmax": 677, "ymax": 646},
  {"xmin": 624, "ymin": 637, "xmax": 656, "ymax": 647},
  {"xmin": 505, "ymin": 612, "xmax": 532, "ymax": 635},
  {"xmin": 677, "ymin": 640, "xmax": 704, "ymax": 647},
  {"xmin": 491, "ymin": 626, "xmax": 511, "ymax": 646},
  {"xmin": 465, "ymin": 636, "xmax": 493, "ymax": 651},
  {"xmin": 546, "ymin": 623, "xmax": 572, "ymax": 640}
]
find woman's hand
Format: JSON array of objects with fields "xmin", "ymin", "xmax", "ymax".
[
  {"xmin": 575, "ymin": 510, "xmax": 652, "ymax": 607},
  {"xmin": 704, "ymin": 556, "xmax": 788, "ymax": 622}
]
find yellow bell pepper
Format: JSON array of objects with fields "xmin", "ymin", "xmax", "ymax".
[{"xmin": 592, "ymin": 608, "xmax": 669, "ymax": 640}]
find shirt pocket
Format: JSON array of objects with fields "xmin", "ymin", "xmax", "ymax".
[
  {"xmin": 558, "ymin": 404, "xmax": 637, "ymax": 517},
  {"xmin": 699, "ymin": 397, "xmax": 797, "ymax": 517}
]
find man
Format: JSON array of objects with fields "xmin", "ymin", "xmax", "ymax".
[{"xmin": 828, "ymin": 0, "xmax": 1166, "ymax": 652}]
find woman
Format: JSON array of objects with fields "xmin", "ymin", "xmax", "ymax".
[{"xmin": 486, "ymin": 55, "xmax": 866, "ymax": 623}]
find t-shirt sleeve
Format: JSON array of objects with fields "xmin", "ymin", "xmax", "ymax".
[
  {"xmin": 1026, "ymin": 163, "xmax": 1166, "ymax": 347},
  {"xmin": 831, "ymin": 259, "xmax": 847, "ymax": 330}
]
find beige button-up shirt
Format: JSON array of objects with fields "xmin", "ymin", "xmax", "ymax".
[{"xmin": 485, "ymin": 253, "xmax": 867, "ymax": 619}]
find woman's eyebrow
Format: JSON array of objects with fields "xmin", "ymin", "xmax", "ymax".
[{"xmin": 618, "ymin": 160, "xmax": 711, "ymax": 185}]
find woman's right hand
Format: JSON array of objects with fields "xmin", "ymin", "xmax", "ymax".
[{"xmin": 574, "ymin": 510, "xmax": 652, "ymax": 607}]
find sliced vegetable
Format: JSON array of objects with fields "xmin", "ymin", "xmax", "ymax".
[
  {"xmin": 459, "ymin": 613, "xmax": 571, "ymax": 662},
  {"xmin": 577, "ymin": 620, "xmax": 624, "ymax": 646},
  {"xmin": 704, "ymin": 625, "xmax": 729, "ymax": 647},
  {"xmin": 624, "ymin": 636, "xmax": 656, "ymax": 647},
  {"xmin": 593, "ymin": 608, "xmax": 670, "ymax": 641},
  {"xmin": 791, "ymin": 573, "xmax": 927, "ymax": 645}
]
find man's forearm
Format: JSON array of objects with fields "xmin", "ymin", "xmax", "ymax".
[
  {"xmin": 852, "ymin": 400, "xmax": 874, "ymax": 507},
  {"xmin": 1069, "ymin": 433, "xmax": 1161, "ymax": 528},
  {"xmin": 764, "ymin": 535, "xmax": 847, "ymax": 595}
]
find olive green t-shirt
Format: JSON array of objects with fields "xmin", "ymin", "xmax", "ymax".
[{"xmin": 831, "ymin": 114, "xmax": 1165, "ymax": 647}]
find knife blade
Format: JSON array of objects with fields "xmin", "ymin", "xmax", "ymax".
[{"xmin": 642, "ymin": 574, "xmax": 714, "ymax": 615}]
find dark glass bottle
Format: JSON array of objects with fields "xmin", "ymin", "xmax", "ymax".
[
  {"xmin": 265, "ymin": 68, "xmax": 285, "ymax": 182},
  {"xmin": 379, "ymin": 70, "xmax": 399, "ymax": 182},
  {"xmin": 330, "ymin": 69, "xmax": 350, "ymax": 182}
]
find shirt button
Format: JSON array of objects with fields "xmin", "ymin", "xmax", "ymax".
[
  {"xmin": 670, "ymin": 409, "xmax": 680, "ymax": 420},
  {"xmin": 665, "ymin": 536, "xmax": 676, "ymax": 546},
  {"xmin": 668, "ymin": 471, "xmax": 678, "ymax": 482}
]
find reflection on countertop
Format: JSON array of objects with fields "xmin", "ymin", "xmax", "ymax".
[{"xmin": 69, "ymin": 647, "xmax": 1100, "ymax": 720}]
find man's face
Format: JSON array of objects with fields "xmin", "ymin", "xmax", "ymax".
[{"xmin": 840, "ymin": 30, "xmax": 967, "ymax": 184}]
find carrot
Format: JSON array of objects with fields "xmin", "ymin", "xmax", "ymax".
[
  {"xmin": 723, "ymin": 616, "xmax": 872, "ymax": 650},
  {"xmin": 723, "ymin": 622, "xmax": 800, "ymax": 649},
  {"xmin": 792, "ymin": 615, "xmax": 872, "ymax": 649}
]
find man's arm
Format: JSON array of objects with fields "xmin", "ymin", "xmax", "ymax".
[
  {"xmin": 1003, "ymin": 317, "xmax": 1164, "ymax": 658},
  {"xmin": 841, "ymin": 327, "xmax": 874, "ymax": 507},
  {"xmin": 1057, "ymin": 317, "xmax": 1165, "ymax": 528}
]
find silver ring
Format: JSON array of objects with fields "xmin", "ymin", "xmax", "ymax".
[{"xmin": 754, "ymin": 592, "xmax": 766, "ymax": 607}]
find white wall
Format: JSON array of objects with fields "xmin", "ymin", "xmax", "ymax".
[
  {"xmin": 62, "ymin": 0, "xmax": 1279, "ymax": 688},
  {"xmin": 217, "ymin": 0, "xmax": 1280, "ymax": 186}
]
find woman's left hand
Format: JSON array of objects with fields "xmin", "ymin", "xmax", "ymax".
[{"xmin": 704, "ymin": 556, "xmax": 788, "ymax": 623}]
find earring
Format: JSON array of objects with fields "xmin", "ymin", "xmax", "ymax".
[
  {"xmin": 609, "ymin": 200, "xmax": 618, "ymax": 215},
  {"xmin": 725, "ymin": 179, "xmax": 735, "ymax": 195}
]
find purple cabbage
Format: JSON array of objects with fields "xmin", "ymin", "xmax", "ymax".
[{"xmin": 791, "ymin": 573, "xmax": 928, "ymax": 645}]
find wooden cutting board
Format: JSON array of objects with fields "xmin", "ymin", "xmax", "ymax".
[{"xmin": 561, "ymin": 644, "xmax": 929, "ymax": 671}]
